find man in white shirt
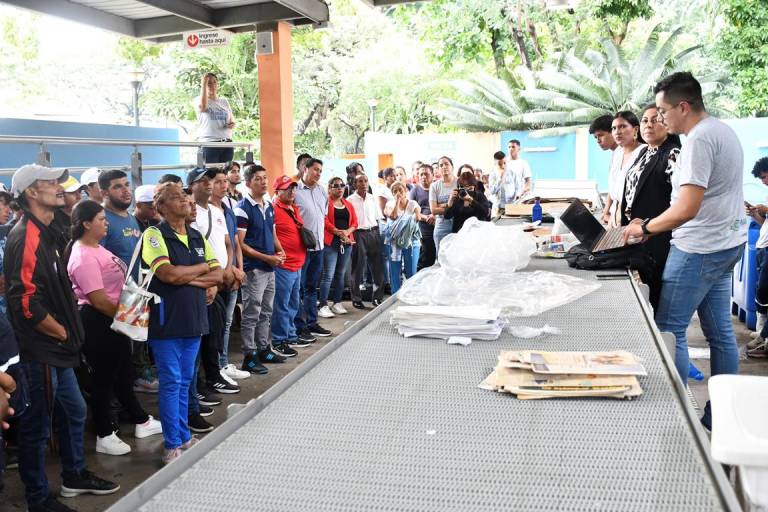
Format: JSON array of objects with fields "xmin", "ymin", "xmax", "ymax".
[
  {"xmin": 746, "ymin": 157, "xmax": 768, "ymax": 355},
  {"xmin": 506, "ymin": 139, "xmax": 532, "ymax": 201},
  {"xmin": 347, "ymin": 174, "xmax": 385, "ymax": 309}
]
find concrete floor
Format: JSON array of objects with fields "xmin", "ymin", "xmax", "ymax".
[{"xmin": 3, "ymin": 300, "xmax": 767, "ymax": 511}]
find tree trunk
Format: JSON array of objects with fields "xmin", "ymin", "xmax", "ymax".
[
  {"xmin": 489, "ymin": 28, "xmax": 512, "ymax": 81},
  {"xmin": 512, "ymin": 2, "xmax": 532, "ymax": 69}
]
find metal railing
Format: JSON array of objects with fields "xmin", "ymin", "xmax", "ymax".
[{"xmin": 0, "ymin": 135, "xmax": 256, "ymax": 184}]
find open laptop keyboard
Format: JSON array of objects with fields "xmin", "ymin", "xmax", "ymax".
[{"xmin": 593, "ymin": 227, "xmax": 625, "ymax": 252}]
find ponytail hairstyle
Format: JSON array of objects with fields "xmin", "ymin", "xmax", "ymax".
[{"xmin": 63, "ymin": 199, "xmax": 104, "ymax": 265}]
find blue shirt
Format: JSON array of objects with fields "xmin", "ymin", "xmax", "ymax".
[
  {"xmin": 235, "ymin": 195, "xmax": 275, "ymax": 273},
  {"xmin": 101, "ymin": 210, "xmax": 141, "ymax": 278},
  {"xmin": 222, "ymin": 203, "xmax": 238, "ymax": 268}
]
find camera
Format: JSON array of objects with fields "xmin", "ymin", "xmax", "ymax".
[{"xmin": 458, "ymin": 187, "xmax": 468, "ymax": 198}]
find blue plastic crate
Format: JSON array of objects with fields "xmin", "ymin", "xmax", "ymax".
[{"xmin": 731, "ymin": 220, "xmax": 761, "ymax": 330}]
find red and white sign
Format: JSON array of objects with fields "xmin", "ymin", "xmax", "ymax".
[{"xmin": 183, "ymin": 29, "xmax": 232, "ymax": 50}]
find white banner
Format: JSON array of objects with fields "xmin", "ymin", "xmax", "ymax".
[{"xmin": 183, "ymin": 29, "xmax": 232, "ymax": 50}]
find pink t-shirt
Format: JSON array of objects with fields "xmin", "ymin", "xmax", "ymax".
[{"xmin": 67, "ymin": 241, "xmax": 127, "ymax": 306}]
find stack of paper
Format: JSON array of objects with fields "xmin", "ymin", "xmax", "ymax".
[
  {"xmin": 479, "ymin": 350, "xmax": 646, "ymax": 399},
  {"xmin": 390, "ymin": 305, "xmax": 503, "ymax": 340}
]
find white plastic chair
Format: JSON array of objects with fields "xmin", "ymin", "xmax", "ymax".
[{"xmin": 709, "ymin": 374, "xmax": 768, "ymax": 510}]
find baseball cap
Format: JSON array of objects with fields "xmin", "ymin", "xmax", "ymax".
[
  {"xmin": 273, "ymin": 175, "xmax": 297, "ymax": 191},
  {"xmin": 186, "ymin": 167, "xmax": 209, "ymax": 188},
  {"xmin": 11, "ymin": 165, "xmax": 69, "ymax": 198},
  {"xmin": 135, "ymin": 184, "xmax": 156, "ymax": 203},
  {"xmin": 61, "ymin": 176, "xmax": 85, "ymax": 193},
  {"xmin": 80, "ymin": 167, "xmax": 101, "ymax": 186}
]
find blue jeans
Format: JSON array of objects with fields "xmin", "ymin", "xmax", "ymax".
[
  {"xmin": 295, "ymin": 250, "xmax": 324, "ymax": 331},
  {"xmin": 18, "ymin": 363, "xmax": 86, "ymax": 506},
  {"xmin": 150, "ymin": 337, "xmax": 200, "ymax": 450},
  {"xmin": 433, "ymin": 218, "xmax": 453, "ymax": 260},
  {"xmin": 273, "ymin": 267, "xmax": 301, "ymax": 344},
  {"xmin": 382, "ymin": 243, "xmax": 391, "ymax": 285},
  {"xmin": 656, "ymin": 244, "xmax": 743, "ymax": 384},
  {"xmin": 319, "ymin": 244, "xmax": 352, "ymax": 305},
  {"xmin": 219, "ymin": 289, "xmax": 239, "ymax": 367},
  {"xmin": 389, "ymin": 245, "xmax": 421, "ymax": 294}
]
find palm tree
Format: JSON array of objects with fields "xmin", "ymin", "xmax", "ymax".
[{"xmin": 443, "ymin": 25, "xmax": 724, "ymax": 133}]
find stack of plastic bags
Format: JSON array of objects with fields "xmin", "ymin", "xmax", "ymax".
[{"xmin": 390, "ymin": 305, "xmax": 503, "ymax": 341}]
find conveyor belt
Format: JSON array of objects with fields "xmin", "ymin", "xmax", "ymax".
[{"xmin": 108, "ymin": 221, "xmax": 739, "ymax": 512}]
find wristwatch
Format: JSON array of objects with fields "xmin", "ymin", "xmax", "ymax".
[{"xmin": 640, "ymin": 218, "xmax": 652, "ymax": 235}]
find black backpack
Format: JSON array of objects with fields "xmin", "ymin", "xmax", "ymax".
[{"xmin": 564, "ymin": 243, "xmax": 653, "ymax": 272}]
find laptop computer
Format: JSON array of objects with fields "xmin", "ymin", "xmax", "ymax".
[{"xmin": 559, "ymin": 199, "xmax": 634, "ymax": 253}]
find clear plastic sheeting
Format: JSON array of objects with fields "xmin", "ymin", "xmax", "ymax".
[
  {"xmin": 398, "ymin": 218, "xmax": 601, "ymax": 317},
  {"xmin": 507, "ymin": 324, "xmax": 561, "ymax": 339}
]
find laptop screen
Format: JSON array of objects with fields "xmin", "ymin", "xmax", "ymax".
[{"xmin": 559, "ymin": 200, "xmax": 605, "ymax": 250}]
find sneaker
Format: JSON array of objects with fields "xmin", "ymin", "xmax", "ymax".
[
  {"xmin": 188, "ymin": 413, "xmax": 214, "ymax": 433},
  {"xmin": 221, "ymin": 363, "xmax": 251, "ymax": 380},
  {"xmin": 747, "ymin": 334, "xmax": 765, "ymax": 349},
  {"xmin": 60, "ymin": 469, "xmax": 120, "ymax": 498},
  {"xmin": 688, "ymin": 362, "xmax": 705, "ymax": 382},
  {"xmin": 180, "ymin": 436, "xmax": 200, "ymax": 451},
  {"xmin": 318, "ymin": 305, "xmax": 335, "ymax": 318},
  {"xmin": 5, "ymin": 445, "xmax": 18, "ymax": 469},
  {"xmin": 28, "ymin": 494, "xmax": 77, "ymax": 512},
  {"xmin": 95, "ymin": 432, "xmax": 131, "ymax": 456},
  {"xmin": 258, "ymin": 348, "xmax": 287, "ymax": 364},
  {"xmin": 208, "ymin": 376, "xmax": 240, "ymax": 394},
  {"xmin": 198, "ymin": 405, "xmax": 214, "ymax": 417},
  {"xmin": 242, "ymin": 351, "xmax": 269, "ymax": 374},
  {"xmin": 293, "ymin": 329, "xmax": 317, "ymax": 346},
  {"xmin": 196, "ymin": 390, "xmax": 222, "ymax": 406},
  {"xmin": 352, "ymin": 301, "xmax": 366, "ymax": 310},
  {"xmin": 330, "ymin": 303, "xmax": 348, "ymax": 315},
  {"xmin": 747, "ymin": 340, "xmax": 768, "ymax": 358},
  {"xmin": 219, "ymin": 369, "xmax": 239, "ymax": 386},
  {"xmin": 372, "ymin": 298, "xmax": 383, "ymax": 307},
  {"xmin": 162, "ymin": 447, "xmax": 183, "ymax": 465},
  {"xmin": 274, "ymin": 343, "xmax": 298, "ymax": 357},
  {"xmin": 133, "ymin": 376, "xmax": 159, "ymax": 394},
  {"xmin": 309, "ymin": 324, "xmax": 332, "ymax": 337},
  {"xmin": 134, "ymin": 415, "xmax": 163, "ymax": 439}
]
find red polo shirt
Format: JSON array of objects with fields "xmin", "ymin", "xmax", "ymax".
[{"xmin": 273, "ymin": 198, "xmax": 307, "ymax": 272}]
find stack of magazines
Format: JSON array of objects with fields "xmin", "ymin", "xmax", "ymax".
[
  {"xmin": 390, "ymin": 305, "xmax": 503, "ymax": 340},
  {"xmin": 479, "ymin": 350, "xmax": 647, "ymax": 399}
]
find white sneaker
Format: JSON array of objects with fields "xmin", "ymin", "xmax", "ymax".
[
  {"xmin": 135, "ymin": 415, "xmax": 163, "ymax": 439},
  {"xmin": 221, "ymin": 363, "xmax": 250, "ymax": 380},
  {"xmin": 318, "ymin": 305, "xmax": 335, "ymax": 318},
  {"xmin": 96, "ymin": 432, "xmax": 131, "ymax": 456},
  {"xmin": 330, "ymin": 303, "xmax": 348, "ymax": 315},
  {"xmin": 219, "ymin": 368, "xmax": 239, "ymax": 386}
]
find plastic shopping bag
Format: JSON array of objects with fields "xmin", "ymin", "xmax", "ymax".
[{"xmin": 111, "ymin": 240, "xmax": 159, "ymax": 341}]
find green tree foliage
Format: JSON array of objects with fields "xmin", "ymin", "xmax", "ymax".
[
  {"xmin": 717, "ymin": 0, "xmax": 768, "ymax": 116},
  {"xmin": 592, "ymin": 0, "xmax": 652, "ymax": 44},
  {"xmin": 0, "ymin": 12, "xmax": 42, "ymax": 102},
  {"xmin": 117, "ymin": 39, "xmax": 161, "ymax": 68}
]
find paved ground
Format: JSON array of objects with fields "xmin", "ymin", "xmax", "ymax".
[{"xmin": 3, "ymin": 300, "xmax": 767, "ymax": 511}]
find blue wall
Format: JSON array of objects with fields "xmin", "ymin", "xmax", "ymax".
[
  {"xmin": 0, "ymin": 118, "xmax": 181, "ymax": 186},
  {"xmin": 499, "ymin": 130, "xmax": 576, "ymax": 181},
  {"xmin": 587, "ymin": 134, "xmax": 614, "ymax": 191},
  {"xmin": 727, "ymin": 119, "xmax": 768, "ymax": 204}
]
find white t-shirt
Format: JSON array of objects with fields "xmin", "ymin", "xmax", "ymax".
[
  {"xmin": 195, "ymin": 97, "xmax": 233, "ymax": 141},
  {"xmin": 384, "ymin": 198, "xmax": 420, "ymax": 218},
  {"xmin": 192, "ymin": 203, "xmax": 229, "ymax": 267},
  {"xmin": 608, "ymin": 145, "xmax": 645, "ymax": 202},
  {"xmin": 429, "ymin": 179, "xmax": 458, "ymax": 219},
  {"xmin": 506, "ymin": 159, "xmax": 532, "ymax": 199},
  {"xmin": 757, "ymin": 217, "xmax": 768, "ymax": 249},
  {"xmin": 671, "ymin": 116, "xmax": 747, "ymax": 254}
]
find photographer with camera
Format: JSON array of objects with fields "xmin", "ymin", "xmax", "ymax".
[{"xmin": 444, "ymin": 170, "xmax": 491, "ymax": 233}]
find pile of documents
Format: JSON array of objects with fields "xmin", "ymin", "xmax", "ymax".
[
  {"xmin": 390, "ymin": 305, "xmax": 503, "ymax": 340},
  {"xmin": 479, "ymin": 350, "xmax": 646, "ymax": 399}
]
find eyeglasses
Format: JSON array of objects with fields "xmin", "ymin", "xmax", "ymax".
[
  {"xmin": 657, "ymin": 101, "xmax": 685, "ymax": 119},
  {"xmin": 329, "ymin": 183, "xmax": 345, "ymax": 189}
]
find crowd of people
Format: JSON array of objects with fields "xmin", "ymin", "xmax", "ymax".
[{"xmin": 0, "ymin": 70, "xmax": 760, "ymax": 511}]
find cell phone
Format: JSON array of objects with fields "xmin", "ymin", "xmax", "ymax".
[{"xmin": 596, "ymin": 273, "xmax": 628, "ymax": 280}]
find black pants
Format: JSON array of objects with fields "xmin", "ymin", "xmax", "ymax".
[
  {"xmin": 80, "ymin": 306, "xmax": 148, "ymax": 437},
  {"xmin": 202, "ymin": 146, "xmax": 234, "ymax": 164},
  {"xmin": 200, "ymin": 294, "xmax": 226, "ymax": 386},
  {"xmin": 417, "ymin": 229, "xmax": 436, "ymax": 271},
  {"xmin": 351, "ymin": 229, "xmax": 384, "ymax": 302}
]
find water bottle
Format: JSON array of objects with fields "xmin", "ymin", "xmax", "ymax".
[{"xmin": 532, "ymin": 197, "xmax": 542, "ymax": 222}]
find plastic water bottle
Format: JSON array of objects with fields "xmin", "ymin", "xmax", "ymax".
[{"xmin": 532, "ymin": 197, "xmax": 542, "ymax": 223}]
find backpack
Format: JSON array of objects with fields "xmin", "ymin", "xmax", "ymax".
[{"xmin": 564, "ymin": 243, "xmax": 653, "ymax": 272}]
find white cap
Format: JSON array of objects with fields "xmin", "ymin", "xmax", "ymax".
[
  {"xmin": 61, "ymin": 176, "xmax": 85, "ymax": 193},
  {"xmin": 134, "ymin": 184, "xmax": 156, "ymax": 203},
  {"xmin": 11, "ymin": 165, "xmax": 69, "ymax": 198},
  {"xmin": 80, "ymin": 167, "xmax": 101, "ymax": 186}
]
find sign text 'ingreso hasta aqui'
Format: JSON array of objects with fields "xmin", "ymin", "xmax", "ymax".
[{"xmin": 183, "ymin": 30, "xmax": 232, "ymax": 50}]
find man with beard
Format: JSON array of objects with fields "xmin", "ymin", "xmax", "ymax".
[{"xmin": 99, "ymin": 170, "xmax": 141, "ymax": 267}]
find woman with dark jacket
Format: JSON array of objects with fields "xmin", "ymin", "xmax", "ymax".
[
  {"xmin": 445, "ymin": 170, "xmax": 491, "ymax": 233},
  {"xmin": 621, "ymin": 104, "xmax": 681, "ymax": 310}
]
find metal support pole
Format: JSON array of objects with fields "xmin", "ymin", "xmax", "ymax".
[
  {"xmin": 369, "ymin": 106, "xmax": 377, "ymax": 132},
  {"xmin": 130, "ymin": 147, "xmax": 143, "ymax": 187},
  {"xmin": 197, "ymin": 147, "xmax": 206, "ymax": 168},
  {"xmin": 36, "ymin": 143, "xmax": 51, "ymax": 166},
  {"xmin": 131, "ymin": 81, "xmax": 141, "ymax": 127},
  {"xmin": 245, "ymin": 150, "xmax": 254, "ymax": 164}
]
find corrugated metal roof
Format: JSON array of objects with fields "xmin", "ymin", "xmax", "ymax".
[{"xmin": 72, "ymin": 0, "xmax": 171, "ymax": 20}]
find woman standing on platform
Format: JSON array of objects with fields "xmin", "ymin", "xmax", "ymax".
[
  {"xmin": 602, "ymin": 111, "xmax": 645, "ymax": 227},
  {"xmin": 429, "ymin": 156, "xmax": 458, "ymax": 260},
  {"xmin": 195, "ymin": 72, "xmax": 235, "ymax": 164},
  {"xmin": 66, "ymin": 200, "xmax": 163, "ymax": 457}
]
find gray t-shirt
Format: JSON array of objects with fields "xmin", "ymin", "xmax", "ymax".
[
  {"xmin": 195, "ymin": 97, "xmax": 233, "ymax": 141},
  {"xmin": 294, "ymin": 180, "xmax": 329, "ymax": 251},
  {"xmin": 429, "ymin": 179, "xmax": 457, "ymax": 219},
  {"xmin": 670, "ymin": 116, "xmax": 747, "ymax": 254}
]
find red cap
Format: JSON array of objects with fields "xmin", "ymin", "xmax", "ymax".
[{"xmin": 273, "ymin": 175, "xmax": 297, "ymax": 191}]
